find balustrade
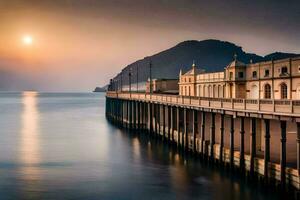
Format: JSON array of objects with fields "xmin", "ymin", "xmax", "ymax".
[{"xmin": 106, "ymin": 91, "xmax": 300, "ymax": 115}]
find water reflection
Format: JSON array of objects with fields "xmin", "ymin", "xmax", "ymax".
[{"xmin": 19, "ymin": 91, "xmax": 41, "ymax": 185}]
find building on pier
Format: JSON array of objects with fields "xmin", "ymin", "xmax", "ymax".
[
  {"xmin": 179, "ymin": 56, "xmax": 300, "ymax": 99},
  {"xmin": 106, "ymin": 55, "xmax": 300, "ymax": 193}
]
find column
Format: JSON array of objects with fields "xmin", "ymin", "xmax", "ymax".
[
  {"xmin": 133, "ymin": 101, "xmax": 136, "ymax": 129},
  {"xmin": 137, "ymin": 101, "xmax": 140, "ymax": 130},
  {"xmin": 297, "ymin": 122, "xmax": 300, "ymax": 175},
  {"xmin": 183, "ymin": 108, "xmax": 188, "ymax": 149},
  {"xmin": 280, "ymin": 120, "xmax": 287, "ymax": 188},
  {"xmin": 239, "ymin": 117, "xmax": 245, "ymax": 172},
  {"xmin": 176, "ymin": 107, "xmax": 180, "ymax": 147},
  {"xmin": 155, "ymin": 104, "xmax": 158, "ymax": 135},
  {"xmin": 127, "ymin": 100, "xmax": 129, "ymax": 129},
  {"xmin": 210, "ymin": 112, "xmax": 216, "ymax": 161},
  {"xmin": 170, "ymin": 107, "xmax": 174, "ymax": 143},
  {"xmin": 230, "ymin": 116, "xmax": 235, "ymax": 169},
  {"xmin": 201, "ymin": 112, "xmax": 206, "ymax": 155},
  {"xmin": 163, "ymin": 105, "xmax": 166, "ymax": 140},
  {"xmin": 264, "ymin": 119, "xmax": 270, "ymax": 182},
  {"xmin": 148, "ymin": 103, "xmax": 152, "ymax": 133},
  {"xmin": 168, "ymin": 106, "xmax": 171, "ymax": 141},
  {"xmin": 193, "ymin": 110, "xmax": 197, "ymax": 153},
  {"xmin": 250, "ymin": 118, "xmax": 256, "ymax": 176},
  {"xmin": 219, "ymin": 114, "xmax": 225, "ymax": 163}
]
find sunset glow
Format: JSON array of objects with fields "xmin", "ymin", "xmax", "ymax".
[{"xmin": 23, "ymin": 35, "xmax": 33, "ymax": 45}]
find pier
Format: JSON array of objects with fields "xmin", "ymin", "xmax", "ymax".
[{"xmin": 106, "ymin": 91, "xmax": 300, "ymax": 193}]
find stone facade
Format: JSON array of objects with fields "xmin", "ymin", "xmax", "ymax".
[
  {"xmin": 146, "ymin": 79, "xmax": 179, "ymax": 93},
  {"xmin": 179, "ymin": 56, "xmax": 300, "ymax": 100}
]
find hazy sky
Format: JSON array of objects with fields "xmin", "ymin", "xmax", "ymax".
[{"xmin": 0, "ymin": 0, "xmax": 299, "ymax": 91}]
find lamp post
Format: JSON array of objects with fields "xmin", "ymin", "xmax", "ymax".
[
  {"xmin": 149, "ymin": 60, "xmax": 152, "ymax": 94},
  {"xmin": 121, "ymin": 71, "xmax": 123, "ymax": 92},
  {"xmin": 136, "ymin": 64, "xmax": 139, "ymax": 92},
  {"xmin": 129, "ymin": 67, "xmax": 132, "ymax": 96}
]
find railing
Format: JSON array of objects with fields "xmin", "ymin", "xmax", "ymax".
[{"xmin": 106, "ymin": 91, "xmax": 300, "ymax": 115}]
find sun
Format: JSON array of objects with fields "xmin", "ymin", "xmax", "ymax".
[{"xmin": 22, "ymin": 35, "xmax": 33, "ymax": 45}]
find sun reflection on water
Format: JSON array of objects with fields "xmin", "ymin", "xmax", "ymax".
[{"xmin": 19, "ymin": 91, "xmax": 41, "ymax": 181}]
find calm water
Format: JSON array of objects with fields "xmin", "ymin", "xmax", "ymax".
[{"xmin": 0, "ymin": 92, "xmax": 280, "ymax": 200}]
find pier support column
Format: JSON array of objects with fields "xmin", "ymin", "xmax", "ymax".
[
  {"xmin": 264, "ymin": 119, "xmax": 270, "ymax": 182},
  {"xmin": 168, "ymin": 106, "xmax": 171, "ymax": 142},
  {"xmin": 154, "ymin": 104, "xmax": 157, "ymax": 135},
  {"xmin": 201, "ymin": 112, "xmax": 206, "ymax": 156},
  {"xmin": 192, "ymin": 110, "xmax": 197, "ymax": 153},
  {"xmin": 239, "ymin": 117, "xmax": 245, "ymax": 173},
  {"xmin": 133, "ymin": 101, "xmax": 137, "ymax": 130},
  {"xmin": 148, "ymin": 103, "xmax": 152, "ymax": 133},
  {"xmin": 183, "ymin": 108, "xmax": 188, "ymax": 149},
  {"xmin": 210, "ymin": 112, "xmax": 216, "ymax": 161},
  {"xmin": 219, "ymin": 114, "xmax": 225, "ymax": 164},
  {"xmin": 230, "ymin": 116, "xmax": 235, "ymax": 169},
  {"xmin": 137, "ymin": 101, "xmax": 140, "ymax": 130},
  {"xmin": 171, "ymin": 107, "xmax": 174, "ymax": 143},
  {"xmin": 297, "ymin": 122, "xmax": 300, "ymax": 176},
  {"xmin": 158, "ymin": 105, "xmax": 161, "ymax": 136},
  {"xmin": 250, "ymin": 118, "xmax": 256, "ymax": 176},
  {"xmin": 280, "ymin": 120, "xmax": 287, "ymax": 189},
  {"xmin": 126, "ymin": 101, "xmax": 129, "ymax": 129},
  {"xmin": 176, "ymin": 107, "xmax": 180, "ymax": 147},
  {"xmin": 163, "ymin": 105, "xmax": 166, "ymax": 140},
  {"xmin": 121, "ymin": 100, "xmax": 124, "ymax": 126}
]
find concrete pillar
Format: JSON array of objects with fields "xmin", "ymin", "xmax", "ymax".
[
  {"xmin": 297, "ymin": 123, "xmax": 300, "ymax": 175},
  {"xmin": 148, "ymin": 103, "xmax": 152, "ymax": 133},
  {"xmin": 155, "ymin": 105, "xmax": 158, "ymax": 135},
  {"xmin": 133, "ymin": 101, "xmax": 136, "ymax": 129},
  {"xmin": 210, "ymin": 112, "xmax": 216, "ymax": 161},
  {"xmin": 264, "ymin": 119, "xmax": 270, "ymax": 182},
  {"xmin": 192, "ymin": 110, "xmax": 197, "ymax": 153},
  {"xmin": 201, "ymin": 112, "xmax": 206, "ymax": 155},
  {"xmin": 184, "ymin": 108, "xmax": 188, "ymax": 149},
  {"xmin": 230, "ymin": 116, "xmax": 235, "ymax": 168},
  {"xmin": 176, "ymin": 107, "xmax": 180, "ymax": 147},
  {"xmin": 127, "ymin": 101, "xmax": 129, "ymax": 128},
  {"xmin": 250, "ymin": 118, "xmax": 256, "ymax": 176},
  {"xmin": 158, "ymin": 104, "xmax": 161, "ymax": 136},
  {"xmin": 219, "ymin": 114, "xmax": 225, "ymax": 163},
  {"xmin": 163, "ymin": 105, "xmax": 166, "ymax": 139},
  {"xmin": 171, "ymin": 107, "xmax": 174, "ymax": 143},
  {"xmin": 137, "ymin": 101, "xmax": 140, "ymax": 130},
  {"xmin": 280, "ymin": 121, "xmax": 287, "ymax": 188},
  {"xmin": 239, "ymin": 117, "xmax": 245, "ymax": 172},
  {"xmin": 168, "ymin": 106, "xmax": 171, "ymax": 141},
  {"xmin": 120, "ymin": 100, "xmax": 123, "ymax": 125}
]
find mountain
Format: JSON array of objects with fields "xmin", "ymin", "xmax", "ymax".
[
  {"xmin": 93, "ymin": 85, "xmax": 107, "ymax": 92},
  {"xmin": 113, "ymin": 39, "xmax": 299, "ymax": 85}
]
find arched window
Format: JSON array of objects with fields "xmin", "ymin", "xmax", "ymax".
[
  {"xmin": 264, "ymin": 84, "xmax": 271, "ymax": 99},
  {"xmin": 208, "ymin": 85, "xmax": 212, "ymax": 97},
  {"xmin": 203, "ymin": 86, "xmax": 206, "ymax": 97},
  {"xmin": 198, "ymin": 85, "xmax": 202, "ymax": 96},
  {"xmin": 280, "ymin": 83, "xmax": 287, "ymax": 99},
  {"xmin": 213, "ymin": 85, "xmax": 217, "ymax": 97},
  {"xmin": 218, "ymin": 85, "xmax": 222, "ymax": 98}
]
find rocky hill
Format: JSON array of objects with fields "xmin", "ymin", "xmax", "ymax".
[{"xmin": 112, "ymin": 39, "xmax": 299, "ymax": 86}]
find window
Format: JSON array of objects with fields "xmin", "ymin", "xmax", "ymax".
[
  {"xmin": 229, "ymin": 72, "xmax": 233, "ymax": 80},
  {"xmin": 264, "ymin": 84, "xmax": 271, "ymax": 99},
  {"xmin": 252, "ymin": 71, "xmax": 257, "ymax": 78},
  {"xmin": 298, "ymin": 65, "xmax": 300, "ymax": 73},
  {"xmin": 264, "ymin": 69, "xmax": 269, "ymax": 77},
  {"xmin": 281, "ymin": 66, "xmax": 288, "ymax": 74},
  {"xmin": 238, "ymin": 72, "xmax": 244, "ymax": 78},
  {"xmin": 280, "ymin": 83, "xmax": 287, "ymax": 99},
  {"xmin": 189, "ymin": 78, "xmax": 191, "ymax": 82}
]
